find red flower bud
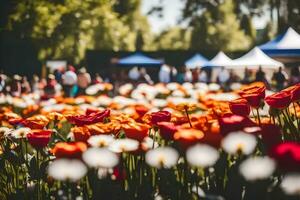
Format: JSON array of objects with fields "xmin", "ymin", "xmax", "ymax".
[{"xmin": 229, "ymin": 98, "xmax": 250, "ymax": 116}]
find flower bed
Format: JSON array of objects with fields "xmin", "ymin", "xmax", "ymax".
[{"xmin": 0, "ymin": 82, "xmax": 300, "ymax": 199}]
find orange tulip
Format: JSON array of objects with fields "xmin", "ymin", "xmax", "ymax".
[
  {"xmin": 174, "ymin": 128, "xmax": 204, "ymax": 149},
  {"xmin": 86, "ymin": 122, "xmax": 121, "ymax": 136},
  {"xmin": 51, "ymin": 142, "xmax": 87, "ymax": 158},
  {"xmin": 71, "ymin": 126, "xmax": 91, "ymax": 142},
  {"xmin": 123, "ymin": 122, "xmax": 150, "ymax": 141}
]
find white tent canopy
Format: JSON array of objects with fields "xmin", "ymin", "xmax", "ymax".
[
  {"xmin": 227, "ymin": 47, "xmax": 283, "ymax": 69},
  {"xmin": 260, "ymin": 27, "xmax": 300, "ymax": 50},
  {"xmin": 185, "ymin": 54, "xmax": 208, "ymax": 69},
  {"xmin": 205, "ymin": 51, "xmax": 234, "ymax": 67}
]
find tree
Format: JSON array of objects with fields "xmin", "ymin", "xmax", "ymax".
[
  {"xmin": 189, "ymin": 0, "xmax": 251, "ymax": 51},
  {"xmin": 240, "ymin": 14, "xmax": 256, "ymax": 43},
  {"xmin": 153, "ymin": 27, "xmax": 191, "ymax": 50},
  {"xmin": 6, "ymin": 0, "xmax": 149, "ymax": 64}
]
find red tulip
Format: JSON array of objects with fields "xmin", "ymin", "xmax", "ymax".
[
  {"xmin": 135, "ymin": 105, "xmax": 149, "ymax": 117},
  {"xmin": 270, "ymin": 142, "xmax": 300, "ymax": 172},
  {"xmin": 265, "ymin": 91, "xmax": 291, "ymax": 109},
  {"xmin": 291, "ymin": 84, "xmax": 300, "ymax": 102},
  {"xmin": 283, "ymin": 84, "xmax": 300, "ymax": 102},
  {"xmin": 157, "ymin": 121, "xmax": 178, "ymax": 140},
  {"xmin": 239, "ymin": 82, "xmax": 266, "ymax": 108},
  {"xmin": 229, "ymin": 98, "xmax": 250, "ymax": 116},
  {"xmin": 27, "ymin": 129, "xmax": 52, "ymax": 149},
  {"xmin": 150, "ymin": 111, "xmax": 171, "ymax": 125},
  {"xmin": 66, "ymin": 109, "xmax": 110, "ymax": 126},
  {"xmin": 218, "ymin": 113, "xmax": 256, "ymax": 136}
]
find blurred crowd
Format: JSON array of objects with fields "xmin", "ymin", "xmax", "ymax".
[
  {"xmin": 0, "ymin": 64, "xmax": 299, "ymax": 98},
  {"xmin": 158, "ymin": 65, "xmax": 299, "ymax": 92}
]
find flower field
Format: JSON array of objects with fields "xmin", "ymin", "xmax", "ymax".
[{"xmin": 0, "ymin": 82, "xmax": 300, "ymax": 200}]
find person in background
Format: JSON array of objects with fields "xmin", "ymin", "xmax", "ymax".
[
  {"xmin": 93, "ymin": 73, "xmax": 103, "ymax": 84},
  {"xmin": 159, "ymin": 64, "xmax": 170, "ymax": 83},
  {"xmin": 289, "ymin": 66, "xmax": 300, "ymax": 86},
  {"xmin": 170, "ymin": 66, "xmax": 177, "ymax": 82},
  {"xmin": 255, "ymin": 66, "xmax": 269, "ymax": 88},
  {"xmin": 228, "ymin": 69, "xmax": 240, "ymax": 84},
  {"xmin": 21, "ymin": 76, "xmax": 31, "ymax": 94},
  {"xmin": 31, "ymin": 74, "xmax": 40, "ymax": 93},
  {"xmin": 175, "ymin": 66, "xmax": 186, "ymax": 84},
  {"xmin": 242, "ymin": 67, "xmax": 251, "ymax": 84},
  {"xmin": 10, "ymin": 75, "xmax": 22, "ymax": 97},
  {"xmin": 77, "ymin": 67, "xmax": 91, "ymax": 96},
  {"xmin": 128, "ymin": 67, "xmax": 140, "ymax": 83},
  {"xmin": 0, "ymin": 74, "xmax": 7, "ymax": 94},
  {"xmin": 217, "ymin": 67, "xmax": 230, "ymax": 90},
  {"xmin": 184, "ymin": 68, "xmax": 193, "ymax": 82},
  {"xmin": 255, "ymin": 66, "xmax": 266, "ymax": 82},
  {"xmin": 54, "ymin": 69, "xmax": 63, "ymax": 84},
  {"xmin": 62, "ymin": 65, "xmax": 77, "ymax": 97},
  {"xmin": 191, "ymin": 68, "xmax": 200, "ymax": 83},
  {"xmin": 42, "ymin": 74, "xmax": 57, "ymax": 99},
  {"xmin": 138, "ymin": 68, "xmax": 153, "ymax": 85},
  {"xmin": 198, "ymin": 69, "xmax": 208, "ymax": 83},
  {"xmin": 272, "ymin": 67, "xmax": 288, "ymax": 91}
]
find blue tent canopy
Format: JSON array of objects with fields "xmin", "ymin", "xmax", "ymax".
[
  {"xmin": 185, "ymin": 53, "xmax": 208, "ymax": 69},
  {"xmin": 118, "ymin": 53, "xmax": 163, "ymax": 66},
  {"xmin": 259, "ymin": 27, "xmax": 300, "ymax": 57}
]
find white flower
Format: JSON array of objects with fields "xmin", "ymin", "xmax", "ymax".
[
  {"xmin": 281, "ymin": 173, "xmax": 300, "ymax": 196},
  {"xmin": 194, "ymin": 83, "xmax": 208, "ymax": 91},
  {"xmin": 40, "ymin": 98, "xmax": 57, "ymax": 107},
  {"xmin": 0, "ymin": 127, "xmax": 13, "ymax": 137},
  {"xmin": 48, "ymin": 159, "xmax": 87, "ymax": 182},
  {"xmin": 141, "ymin": 137, "xmax": 159, "ymax": 151},
  {"xmin": 113, "ymin": 96, "xmax": 136, "ymax": 107},
  {"xmin": 109, "ymin": 138, "xmax": 139, "ymax": 153},
  {"xmin": 12, "ymin": 99, "xmax": 27, "ymax": 108},
  {"xmin": 151, "ymin": 99, "xmax": 168, "ymax": 108},
  {"xmin": 83, "ymin": 148, "xmax": 119, "ymax": 168},
  {"xmin": 86, "ymin": 84, "xmax": 101, "ymax": 95},
  {"xmin": 221, "ymin": 131, "xmax": 257, "ymax": 155},
  {"xmin": 186, "ymin": 144, "xmax": 219, "ymax": 168},
  {"xmin": 0, "ymin": 95, "xmax": 7, "ymax": 104},
  {"xmin": 119, "ymin": 83, "xmax": 133, "ymax": 95},
  {"xmin": 208, "ymin": 83, "xmax": 220, "ymax": 91},
  {"xmin": 123, "ymin": 107, "xmax": 136, "ymax": 115},
  {"xmin": 11, "ymin": 127, "xmax": 31, "ymax": 139},
  {"xmin": 145, "ymin": 147, "xmax": 179, "ymax": 169},
  {"xmin": 88, "ymin": 135, "xmax": 115, "ymax": 147},
  {"xmin": 239, "ymin": 156, "xmax": 276, "ymax": 181},
  {"xmin": 92, "ymin": 96, "xmax": 112, "ymax": 107},
  {"xmin": 166, "ymin": 82, "xmax": 180, "ymax": 91},
  {"xmin": 182, "ymin": 82, "xmax": 194, "ymax": 90},
  {"xmin": 172, "ymin": 90, "xmax": 185, "ymax": 97},
  {"xmin": 192, "ymin": 186, "xmax": 206, "ymax": 197},
  {"xmin": 230, "ymin": 83, "xmax": 242, "ymax": 91},
  {"xmin": 97, "ymin": 168, "xmax": 113, "ymax": 179},
  {"xmin": 74, "ymin": 97, "xmax": 85, "ymax": 105}
]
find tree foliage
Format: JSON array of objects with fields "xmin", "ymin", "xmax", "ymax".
[
  {"xmin": 152, "ymin": 27, "xmax": 191, "ymax": 50},
  {"xmin": 189, "ymin": 0, "xmax": 251, "ymax": 51},
  {"xmin": 7, "ymin": 0, "xmax": 152, "ymax": 64}
]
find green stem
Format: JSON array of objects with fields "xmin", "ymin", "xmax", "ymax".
[
  {"xmin": 37, "ymin": 150, "xmax": 40, "ymax": 200},
  {"xmin": 293, "ymin": 102, "xmax": 300, "ymax": 129},
  {"xmin": 185, "ymin": 108, "xmax": 192, "ymax": 128},
  {"xmin": 256, "ymin": 109, "xmax": 261, "ymax": 126}
]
